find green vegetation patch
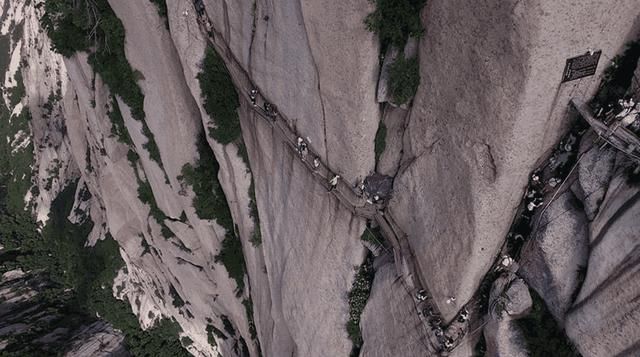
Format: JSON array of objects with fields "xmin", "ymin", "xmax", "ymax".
[
  {"xmin": 243, "ymin": 298, "xmax": 257, "ymax": 340},
  {"xmin": 179, "ymin": 139, "xmax": 248, "ymax": 295},
  {"xmin": 374, "ymin": 121, "xmax": 387, "ymax": 164},
  {"xmin": 0, "ymin": 106, "xmax": 34, "ymax": 214},
  {"xmin": 197, "ymin": 47, "xmax": 241, "ymax": 144},
  {"xmin": 346, "ymin": 255, "xmax": 374, "ymax": 356},
  {"xmin": 8, "ymin": 68, "xmax": 25, "ymax": 107},
  {"xmin": 169, "ymin": 284, "xmax": 186, "ymax": 308},
  {"xmin": 516, "ymin": 290, "xmax": 581, "ymax": 357},
  {"xmin": 207, "ymin": 323, "xmax": 228, "ymax": 341},
  {"xmin": 149, "ymin": 0, "xmax": 169, "ymax": 28},
  {"xmin": 238, "ymin": 142, "xmax": 262, "ymax": 248},
  {"xmin": 136, "ymin": 178, "xmax": 174, "ymax": 239},
  {"xmin": 248, "ymin": 180, "xmax": 262, "ymax": 247},
  {"xmin": 215, "ymin": 233, "xmax": 247, "ymax": 296},
  {"xmin": 0, "ymin": 181, "xmax": 189, "ymax": 356},
  {"xmin": 180, "ymin": 136, "xmax": 233, "ymax": 229},
  {"xmin": 592, "ymin": 40, "xmax": 640, "ymax": 108},
  {"xmin": 221, "ymin": 315, "xmax": 236, "ymax": 337},
  {"xmin": 360, "ymin": 225, "xmax": 387, "ymax": 249},
  {"xmin": 41, "ymin": 0, "xmax": 166, "ymax": 171},
  {"xmin": 389, "ymin": 55, "xmax": 420, "ymax": 105},
  {"xmin": 108, "ymin": 99, "xmax": 133, "ymax": 145},
  {"xmin": 364, "ymin": 0, "xmax": 426, "ymax": 49}
]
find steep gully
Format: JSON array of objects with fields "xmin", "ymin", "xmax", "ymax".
[{"xmin": 193, "ymin": 1, "xmax": 622, "ymax": 355}]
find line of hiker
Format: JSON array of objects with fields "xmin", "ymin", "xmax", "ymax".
[{"xmin": 192, "ymin": 9, "xmax": 452, "ymax": 354}]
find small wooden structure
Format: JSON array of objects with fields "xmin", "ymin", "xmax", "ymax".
[{"xmin": 570, "ymin": 98, "xmax": 640, "ymax": 161}]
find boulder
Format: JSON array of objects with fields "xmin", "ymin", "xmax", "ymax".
[
  {"xmin": 565, "ymin": 172, "xmax": 640, "ymax": 357},
  {"xmin": 519, "ymin": 191, "xmax": 589, "ymax": 321},
  {"xmin": 483, "ymin": 274, "xmax": 531, "ymax": 357}
]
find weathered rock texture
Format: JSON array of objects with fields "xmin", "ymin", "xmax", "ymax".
[
  {"xmin": 389, "ymin": 0, "xmax": 640, "ymax": 320},
  {"xmin": 0, "ymin": 270, "xmax": 128, "ymax": 356},
  {"xmin": 11, "ymin": 0, "xmax": 640, "ymax": 356},
  {"xmin": 519, "ymin": 190, "xmax": 589, "ymax": 321},
  {"xmin": 483, "ymin": 274, "xmax": 531, "ymax": 357},
  {"xmin": 565, "ymin": 164, "xmax": 640, "ymax": 356}
]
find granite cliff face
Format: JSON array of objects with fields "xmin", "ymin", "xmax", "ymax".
[{"xmin": 3, "ymin": 0, "xmax": 640, "ymax": 356}]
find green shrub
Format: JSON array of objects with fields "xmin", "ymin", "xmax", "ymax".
[
  {"xmin": 140, "ymin": 120, "xmax": 166, "ymax": 171},
  {"xmin": 169, "ymin": 284, "xmax": 186, "ymax": 308},
  {"xmin": 346, "ymin": 255, "xmax": 374, "ymax": 356},
  {"xmin": 516, "ymin": 290, "xmax": 580, "ymax": 357},
  {"xmin": 206, "ymin": 325, "xmax": 220, "ymax": 347},
  {"xmin": 389, "ymin": 55, "xmax": 420, "ymax": 105},
  {"xmin": 364, "ymin": 0, "xmax": 426, "ymax": 49},
  {"xmin": 180, "ymin": 336, "xmax": 193, "ymax": 347},
  {"xmin": 360, "ymin": 225, "xmax": 387, "ymax": 249},
  {"xmin": 207, "ymin": 323, "xmax": 227, "ymax": 341},
  {"xmin": 221, "ymin": 315, "xmax": 236, "ymax": 336},
  {"xmin": 0, "ymin": 181, "xmax": 189, "ymax": 356},
  {"xmin": 593, "ymin": 41, "xmax": 640, "ymax": 108},
  {"xmin": 136, "ymin": 176, "xmax": 174, "ymax": 239},
  {"xmin": 180, "ymin": 136, "xmax": 233, "ymax": 229},
  {"xmin": 248, "ymin": 180, "xmax": 262, "ymax": 247},
  {"xmin": 215, "ymin": 233, "xmax": 247, "ymax": 295},
  {"xmin": 108, "ymin": 99, "xmax": 133, "ymax": 145},
  {"xmin": 0, "ymin": 106, "xmax": 34, "ymax": 214},
  {"xmin": 149, "ymin": 0, "xmax": 169, "ymax": 28},
  {"xmin": 8, "ymin": 69, "xmax": 25, "ymax": 106},
  {"xmin": 42, "ymin": 0, "xmax": 167, "ymax": 168},
  {"xmin": 374, "ymin": 121, "xmax": 387, "ymax": 164},
  {"xmin": 243, "ymin": 298, "xmax": 257, "ymax": 340},
  {"xmin": 197, "ymin": 47, "xmax": 241, "ymax": 144}
]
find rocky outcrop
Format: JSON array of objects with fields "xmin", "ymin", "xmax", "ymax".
[
  {"xmin": 519, "ymin": 190, "xmax": 589, "ymax": 321},
  {"xmin": 571, "ymin": 131, "xmax": 618, "ymax": 220},
  {"xmin": 565, "ymin": 165, "xmax": 640, "ymax": 356},
  {"xmin": 65, "ymin": 321, "xmax": 129, "ymax": 357},
  {"xmin": 0, "ymin": 270, "xmax": 127, "ymax": 356},
  {"xmin": 10, "ymin": 0, "xmax": 640, "ymax": 355},
  {"xmin": 359, "ymin": 259, "xmax": 432, "ymax": 357},
  {"xmin": 389, "ymin": 0, "xmax": 640, "ymax": 320},
  {"xmin": 483, "ymin": 274, "xmax": 531, "ymax": 357}
]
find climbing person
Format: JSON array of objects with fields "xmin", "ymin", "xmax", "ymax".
[
  {"xmin": 249, "ymin": 88, "xmax": 258, "ymax": 106},
  {"xmin": 313, "ymin": 157, "xmax": 320, "ymax": 169},
  {"xmin": 500, "ymin": 255, "xmax": 514, "ymax": 268},
  {"xmin": 531, "ymin": 171, "xmax": 542, "ymax": 186},
  {"xmin": 328, "ymin": 175, "xmax": 340, "ymax": 192},
  {"xmin": 297, "ymin": 137, "xmax": 304, "ymax": 154},
  {"xmin": 458, "ymin": 309, "xmax": 469, "ymax": 323},
  {"xmin": 446, "ymin": 296, "xmax": 456, "ymax": 304},
  {"xmin": 563, "ymin": 133, "xmax": 576, "ymax": 152},
  {"xmin": 527, "ymin": 197, "xmax": 544, "ymax": 211}
]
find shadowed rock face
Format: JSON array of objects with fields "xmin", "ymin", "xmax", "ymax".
[{"xmin": 390, "ymin": 0, "xmax": 640, "ymax": 320}]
